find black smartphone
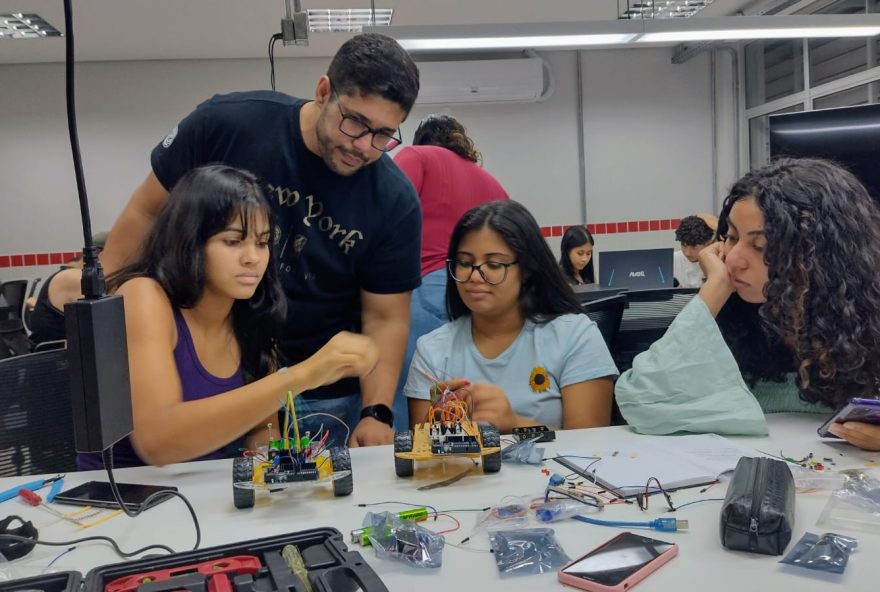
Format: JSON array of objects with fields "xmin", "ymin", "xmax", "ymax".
[
  {"xmin": 52, "ymin": 481, "xmax": 178, "ymax": 512},
  {"xmin": 817, "ymin": 398, "xmax": 880, "ymax": 438}
]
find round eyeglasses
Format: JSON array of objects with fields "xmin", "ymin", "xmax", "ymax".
[{"xmin": 447, "ymin": 258, "xmax": 518, "ymax": 286}]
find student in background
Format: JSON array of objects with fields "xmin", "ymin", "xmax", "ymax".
[
  {"xmin": 616, "ymin": 159, "xmax": 880, "ymax": 451},
  {"xmin": 392, "ymin": 114, "xmax": 509, "ymax": 430},
  {"xmin": 559, "ymin": 226, "xmax": 595, "ymax": 285},
  {"xmin": 78, "ymin": 165, "xmax": 378, "ymax": 469},
  {"xmin": 405, "ymin": 200, "xmax": 617, "ymax": 433},
  {"xmin": 28, "ymin": 232, "xmax": 108, "ymax": 348},
  {"xmin": 672, "ymin": 214, "xmax": 717, "ymax": 288}
]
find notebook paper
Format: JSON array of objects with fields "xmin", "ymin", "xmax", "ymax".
[{"xmin": 556, "ymin": 433, "xmax": 765, "ymax": 498}]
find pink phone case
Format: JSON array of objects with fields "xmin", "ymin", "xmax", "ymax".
[{"xmin": 557, "ymin": 532, "xmax": 679, "ymax": 592}]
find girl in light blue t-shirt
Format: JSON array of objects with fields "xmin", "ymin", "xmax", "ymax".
[{"xmin": 404, "ymin": 200, "xmax": 618, "ymax": 432}]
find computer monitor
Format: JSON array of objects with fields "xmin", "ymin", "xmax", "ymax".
[
  {"xmin": 599, "ymin": 248, "xmax": 673, "ymax": 290},
  {"xmin": 769, "ymin": 104, "xmax": 880, "ymax": 204}
]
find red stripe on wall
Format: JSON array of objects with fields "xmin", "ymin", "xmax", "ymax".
[
  {"xmin": 1, "ymin": 220, "xmax": 681, "ymax": 268},
  {"xmin": 545, "ymin": 219, "xmax": 680, "ymax": 237},
  {"xmin": 0, "ymin": 251, "xmax": 79, "ymax": 269}
]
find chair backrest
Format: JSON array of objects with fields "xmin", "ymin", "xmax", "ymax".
[
  {"xmin": 0, "ymin": 348, "xmax": 77, "ymax": 477},
  {"xmin": 0, "ymin": 279, "xmax": 28, "ymax": 323},
  {"xmin": 612, "ymin": 287, "xmax": 699, "ymax": 372},
  {"xmin": 582, "ymin": 294, "xmax": 627, "ymax": 351}
]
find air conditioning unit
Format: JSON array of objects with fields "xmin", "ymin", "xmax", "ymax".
[{"xmin": 415, "ymin": 56, "xmax": 548, "ymax": 105}]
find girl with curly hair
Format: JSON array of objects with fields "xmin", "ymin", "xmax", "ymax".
[{"xmin": 616, "ymin": 158, "xmax": 880, "ymax": 451}]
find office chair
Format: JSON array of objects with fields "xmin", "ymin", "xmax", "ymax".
[
  {"xmin": 582, "ymin": 294, "xmax": 626, "ymax": 352},
  {"xmin": 0, "ymin": 348, "xmax": 78, "ymax": 477},
  {"xmin": 0, "ymin": 279, "xmax": 28, "ymax": 325},
  {"xmin": 612, "ymin": 287, "xmax": 698, "ymax": 372}
]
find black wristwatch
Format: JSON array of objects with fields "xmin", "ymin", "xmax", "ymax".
[{"xmin": 360, "ymin": 404, "xmax": 394, "ymax": 427}]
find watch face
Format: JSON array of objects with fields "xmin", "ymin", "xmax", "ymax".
[{"xmin": 364, "ymin": 404, "xmax": 393, "ymax": 425}]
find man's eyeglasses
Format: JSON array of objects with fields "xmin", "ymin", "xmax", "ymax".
[
  {"xmin": 447, "ymin": 259, "xmax": 518, "ymax": 286},
  {"xmin": 332, "ymin": 89, "xmax": 402, "ymax": 152}
]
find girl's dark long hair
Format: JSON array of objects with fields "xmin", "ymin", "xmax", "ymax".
[
  {"xmin": 715, "ymin": 158, "xmax": 880, "ymax": 407},
  {"xmin": 109, "ymin": 164, "xmax": 286, "ymax": 382},
  {"xmin": 559, "ymin": 225, "xmax": 595, "ymax": 284},
  {"xmin": 445, "ymin": 200, "xmax": 584, "ymax": 322}
]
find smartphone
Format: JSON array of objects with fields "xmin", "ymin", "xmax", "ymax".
[
  {"xmin": 558, "ymin": 531, "xmax": 678, "ymax": 592},
  {"xmin": 52, "ymin": 481, "xmax": 178, "ymax": 512},
  {"xmin": 817, "ymin": 398, "xmax": 880, "ymax": 438}
]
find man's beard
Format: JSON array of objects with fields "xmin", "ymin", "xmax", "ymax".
[{"xmin": 315, "ymin": 115, "xmax": 367, "ymax": 177}]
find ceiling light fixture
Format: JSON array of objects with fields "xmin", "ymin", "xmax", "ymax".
[
  {"xmin": 308, "ymin": 8, "xmax": 393, "ymax": 33},
  {"xmin": 0, "ymin": 12, "xmax": 62, "ymax": 39},
  {"xmin": 369, "ymin": 14, "xmax": 880, "ymax": 52},
  {"xmin": 636, "ymin": 14, "xmax": 880, "ymax": 43}
]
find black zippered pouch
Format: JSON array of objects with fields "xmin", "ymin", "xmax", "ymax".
[{"xmin": 719, "ymin": 456, "xmax": 795, "ymax": 555}]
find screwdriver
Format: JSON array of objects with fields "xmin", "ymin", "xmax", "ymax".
[{"xmin": 18, "ymin": 489, "xmax": 83, "ymax": 525}]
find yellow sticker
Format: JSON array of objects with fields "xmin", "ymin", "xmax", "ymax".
[{"xmin": 529, "ymin": 366, "xmax": 551, "ymax": 392}]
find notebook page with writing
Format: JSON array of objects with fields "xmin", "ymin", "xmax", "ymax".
[{"xmin": 556, "ymin": 434, "xmax": 765, "ymax": 498}]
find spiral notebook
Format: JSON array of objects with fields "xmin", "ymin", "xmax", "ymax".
[{"xmin": 555, "ymin": 433, "xmax": 765, "ymax": 498}]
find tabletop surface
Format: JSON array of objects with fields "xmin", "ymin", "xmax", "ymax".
[{"xmin": 1, "ymin": 413, "xmax": 877, "ymax": 591}]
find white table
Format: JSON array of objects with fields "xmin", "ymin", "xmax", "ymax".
[{"xmin": 1, "ymin": 414, "xmax": 877, "ymax": 591}]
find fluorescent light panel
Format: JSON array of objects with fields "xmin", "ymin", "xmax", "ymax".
[
  {"xmin": 307, "ymin": 8, "xmax": 392, "ymax": 33},
  {"xmin": 637, "ymin": 14, "xmax": 880, "ymax": 42},
  {"xmin": 376, "ymin": 15, "xmax": 880, "ymax": 52},
  {"xmin": 401, "ymin": 34, "xmax": 637, "ymax": 51},
  {"xmin": 0, "ymin": 13, "xmax": 61, "ymax": 39}
]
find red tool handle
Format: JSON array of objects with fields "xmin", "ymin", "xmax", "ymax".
[
  {"xmin": 104, "ymin": 556, "xmax": 261, "ymax": 592},
  {"xmin": 18, "ymin": 489, "xmax": 43, "ymax": 506}
]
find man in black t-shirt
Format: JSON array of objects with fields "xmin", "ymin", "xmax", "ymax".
[{"xmin": 103, "ymin": 34, "xmax": 421, "ymax": 447}]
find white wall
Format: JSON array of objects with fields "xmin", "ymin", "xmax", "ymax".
[{"xmin": 0, "ymin": 48, "xmax": 734, "ymax": 282}]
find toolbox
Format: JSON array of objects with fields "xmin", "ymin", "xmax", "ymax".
[{"xmin": 0, "ymin": 527, "xmax": 387, "ymax": 592}]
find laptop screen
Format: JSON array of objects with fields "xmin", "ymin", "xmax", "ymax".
[{"xmin": 599, "ymin": 248, "xmax": 673, "ymax": 290}]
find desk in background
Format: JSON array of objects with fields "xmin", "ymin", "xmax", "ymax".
[{"xmin": 0, "ymin": 414, "xmax": 875, "ymax": 591}]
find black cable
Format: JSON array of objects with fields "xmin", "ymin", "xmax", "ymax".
[
  {"xmin": 0, "ymin": 533, "xmax": 174, "ymax": 559},
  {"xmin": 665, "ymin": 498, "xmax": 726, "ymax": 512},
  {"xmin": 268, "ymin": 33, "xmax": 283, "ymax": 91},
  {"xmin": 63, "ymin": 0, "xmax": 103, "ymax": 300},
  {"xmin": 102, "ymin": 448, "xmax": 201, "ymax": 551}
]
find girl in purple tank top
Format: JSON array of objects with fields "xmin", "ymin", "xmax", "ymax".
[{"xmin": 79, "ymin": 165, "xmax": 377, "ymax": 469}]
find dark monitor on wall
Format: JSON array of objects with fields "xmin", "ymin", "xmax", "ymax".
[{"xmin": 769, "ymin": 104, "xmax": 880, "ymax": 203}]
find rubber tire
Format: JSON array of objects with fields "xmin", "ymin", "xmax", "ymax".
[
  {"xmin": 232, "ymin": 456, "xmax": 256, "ymax": 509},
  {"xmin": 394, "ymin": 430, "xmax": 415, "ymax": 477},
  {"xmin": 330, "ymin": 447, "xmax": 354, "ymax": 497},
  {"xmin": 479, "ymin": 423, "xmax": 502, "ymax": 474}
]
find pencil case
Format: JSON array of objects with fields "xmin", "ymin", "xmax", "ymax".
[{"xmin": 719, "ymin": 456, "xmax": 795, "ymax": 555}]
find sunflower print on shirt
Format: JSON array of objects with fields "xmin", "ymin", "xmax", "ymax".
[{"xmin": 529, "ymin": 366, "xmax": 551, "ymax": 392}]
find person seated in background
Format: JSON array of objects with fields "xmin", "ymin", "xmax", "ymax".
[
  {"xmin": 77, "ymin": 165, "xmax": 378, "ymax": 469},
  {"xmin": 392, "ymin": 114, "xmax": 509, "ymax": 431},
  {"xmin": 404, "ymin": 200, "xmax": 618, "ymax": 433},
  {"xmin": 672, "ymin": 214, "xmax": 717, "ymax": 288},
  {"xmin": 616, "ymin": 158, "xmax": 880, "ymax": 451},
  {"xmin": 559, "ymin": 225, "xmax": 595, "ymax": 285},
  {"xmin": 27, "ymin": 231, "xmax": 108, "ymax": 347}
]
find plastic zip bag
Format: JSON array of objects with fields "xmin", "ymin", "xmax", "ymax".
[
  {"xmin": 816, "ymin": 469, "xmax": 880, "ymax": 534},
  {"xmin": 779, "ymin": 532, "xmax": 858, "ymax": 574},
  {"xmin": 488, "ymin": 528, "xmax": 570, "ymax": 576},
  {"xmin": 363, "ymin": 511, "xmax": 445, "ymax": 568}
]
